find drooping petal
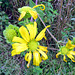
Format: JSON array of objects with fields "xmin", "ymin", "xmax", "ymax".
[
  {"xmin": 67, "ymin": 54, "xmax": 74, "ymax": 60},
  {"xmin": 12, "ymin": 36, "xmax": 27, "ymax": 43},
  {"xmin": 63, "ymin": 55, "xmax": 67, "ymax": 62},
  {"xmin": 29, "ymin": 10, "xmax": 38, "ymax": 19},
  {"xmin": 18, "ymin": 11, "xmax": 26, "ymax": 21},
  {"xmin": 25, "ymin": 51, "xmax": 32, "ymax": 68},
  {"xmin": 19, "ymin": 26, "xmax": 30, "ymax": 42},
  {"xmin": 11, "ymin": 43, "xmax": 28, "ymax": 56},
  {"xmin": 35, "ymin": 25, "xmax": 50, "ymax": 41},
  {"xmin": 38, "ymin": 45, "xmax": 48, "ymax": 54},
  {"xmin": 25, "ymin": 53, "xmax": 29, "ymax": 61},
  {"xmin": 37, "ymin": 49, "xmax": 48, "ymax": 60},
  {"xmin": 56, "ymin": 52, "xmax": 61, "ymax": 58},
  {"xmin": 33, "ymin": 51, "xmax": 41, "ymax": 66},
  {"xmin": 26, "ymin": 22, "xmax": 37, "ymax": 40}
]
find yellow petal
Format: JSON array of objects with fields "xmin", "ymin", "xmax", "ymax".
[
  {"xmin": 11, "ymin": 49, "xmax": 22, "ymax": 56},
  {"xmin": 12, "ymin": 43, "xmax": 20, "ymax": 49},
  {"xmin": 12, "ymin": 43, "xmax": 28, "ymax": 56},
  {"xmin": 16, "ymin": 44, "xmax": 28, "ymax": 53},
  {"xmin": 66, "ymin": 39, "xmax": 75, "ymax": 49},
  {"xmin": 33, "ymin": 4, "xmax": 45, "ymax": 11},
  {"xmin": 19, "ymin": 26, "xmax": 30, "ymax": 42},
  {"xmin": 71, "ymin": 59, "xmax": 75, "ymax": 62},
  {"xmin": 68, "ymin": 51, "xmax": 75, "ymax": 62},
  {"xmin": 56, "ymin": 52, "xmax": 61, "ymax": 58},
  {"xmin": 44, "ymin": 34, "xmax": 47, "ymax": 40},
  {"xmin": 67, "ymin": 54, "xmax": 74, "ymax": 60},
  {"xmin": 40, "ymin": 4, "xmax": 45, "ymax": 10},
  {"xmin": 29, "ymin": 10, "xmax": 38, "ymax": 19},
  {"xmin": 33, "ymin": 51, "xmax": 41, "ymax": 66},
  {"xmin": 72, "ymin": 45, "xmax": 75, "ymax": 48},
  {"xmin": 66, "ymin": 39, "xmax": 71, "ymax": 48},
  {"xmin": 33, "ymin": 22, "xmax": 37, "ymax": 38},
  {"xmin": 26, "ymin": 22, "xmax": 37, "ymax": 40},
  {"xmin": 69, "ymin": 51, "xmax": 75, "ymax": 55},
  {"xmin": 12, "ymin": 36, "xmax": 27, "ymax": 43},
  {"xmin": 26, "ymin": 24, "xmax": 33, "ymax": 40},
  {"xmin": 38, "ymin": 45, "xmax": 48, "ymax": 54},
  {"xmin": 25, "ymin": 51, "xmax": 32, "ymax": 68},
  {"xmin": 11, "ymin": 50, "xmax": 17, "ymax": 56},
  {"xmin": 18, "ymin": 11, "xmax": 26, "ymax": 21},
  {"xmin": 25, "ymin": 53, "xmax": 29, "ymax": 61},
  {"xmin": 37, "ymin": 49, "xmax": 48, "ymax": 60},
  {"xmin": 63, "ymin": 55, "xmax": 67, "ymax": 62},
  {"xmin": 35, "ymin": 25, "xmax": 50, "ymax": 41}
]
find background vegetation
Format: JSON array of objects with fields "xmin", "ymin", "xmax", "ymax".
[{"xmin": 0, "ymin": 0, "xmax": 75, "ymax": 75}]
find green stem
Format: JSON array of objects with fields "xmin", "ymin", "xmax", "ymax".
[
  {"xmin": 24, "ymin": 19, "xmax": 26, "ymax": 26},
  {"xmin": 26, "ymin": 18, "xmax": 29, "ymax": 23}
]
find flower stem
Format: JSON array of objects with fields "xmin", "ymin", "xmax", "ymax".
[{"xmin": 30, "ymin": 17, "xmax": 33, "ymax": 22}]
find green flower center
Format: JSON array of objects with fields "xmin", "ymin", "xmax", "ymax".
[
  {"xmin": 28, "ymin": 40, "xmax": 38, "ymax": 51},
  {"xmin": 61, "ymin": 46, "xmax": 69, "ymax": 55}
]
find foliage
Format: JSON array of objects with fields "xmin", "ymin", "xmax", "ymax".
[
  {"xmin": 41, "ymin": 1, "xmax": 58, "ymax": 24},
  {"xmin": 61, "ymin": 27, "xmax": 72, "ymax": 40},
  {"xmin": 0, "ymin": 11, "xmax": 9, "ymax": 32},
  {"xmin": 0, "ymin": 43, "xmax": 21, "ymax": 75},
  {"xmin": 1, "ymin": 0, "xmax": 13, "ymax": 12}
]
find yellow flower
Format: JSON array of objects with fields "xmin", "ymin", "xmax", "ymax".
[
  {"xmin": 11, "ymin": 22, "xmax": 50, "ymax": 68},
  {"xmin": 18, "ymin": 4, "xmax": 45, "ymax": 21},
  {"xmin": 56, "ymin": 39, "xmax": 75, "ymax": 62}
]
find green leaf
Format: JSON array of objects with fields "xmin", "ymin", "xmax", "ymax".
[
  {"xmin": 29, "ymin": 0, "xmax": 35, "ymax": 7},
  {"xmin": 33, "ymin": 66, "xmax": 43, "ymax": 74}
]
